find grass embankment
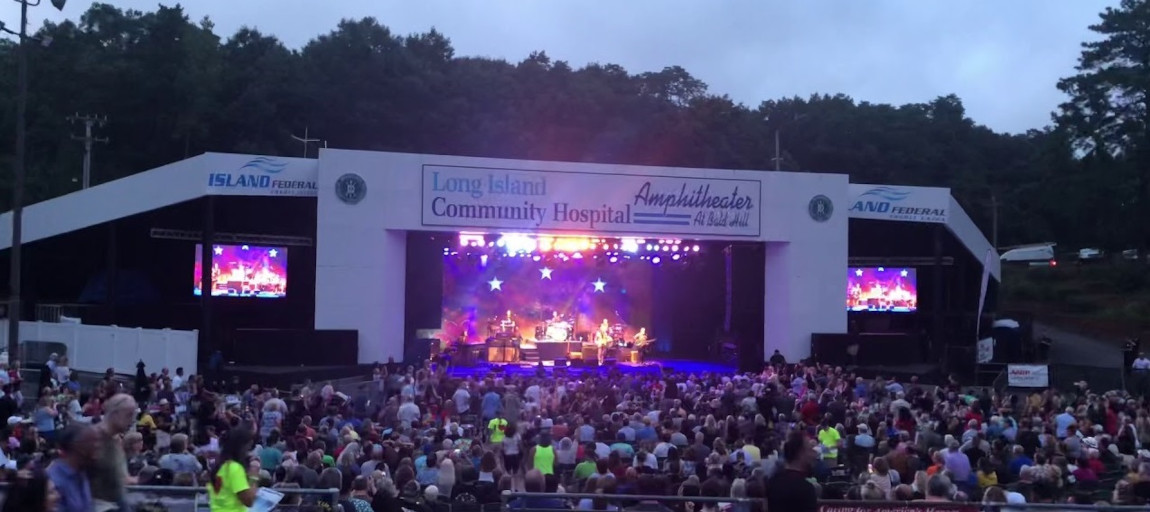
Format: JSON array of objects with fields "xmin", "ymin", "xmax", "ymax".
[{"xmin": 1000, "ymin": 262, "xmax": 1150, "ymax": 340}]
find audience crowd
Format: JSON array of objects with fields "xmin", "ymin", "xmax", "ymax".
[{"xmin": 0, "ymin": 353, "xmax": 1149, "ymax": 512}]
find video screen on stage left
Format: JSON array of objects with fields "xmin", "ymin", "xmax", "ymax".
[
  {"xmin": 847, "ymin": 267, "xmax": 917, "ymax": 312},
  {"xmin": 194, "ymin": 244, "xmax": 288, "ymax": 298},
  {"xmin": 442, "ymin": 234, "xmax": 676, "ymax": 344}
]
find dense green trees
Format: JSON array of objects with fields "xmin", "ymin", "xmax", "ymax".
[{"xmin": 0, "ymin": 2, "xmax": 1147, "ymax": 250}]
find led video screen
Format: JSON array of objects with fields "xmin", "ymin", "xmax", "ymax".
[
  {"xmin": 441, "ymin": 254, "xmax": 654, "ymax": 344},
  {"xmin": 846, "ymin": 267, "xmax": 917, "ymax": 312},
  {"xmin": 194, "ymin": 244, "xmax": 288, "ymax": 298}
]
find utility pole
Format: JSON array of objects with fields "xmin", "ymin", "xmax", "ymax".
[
  {"xmin": 991, "ymin": 193, "xmax": 999, "ymax": 251},
  {"xmin": 773, "ymin": 129, "xmax": 781, "ymax": 171},
  {"xmin": 68, "ymin": 113, "xmax": 108, "ymax": 189},
  {"xmin": 1, "ymin": 0, "xmax": 69, "ymax": 362},
  {"xmin": 291, "ymin": 127, "xmax": 322, "ymax": 159}
]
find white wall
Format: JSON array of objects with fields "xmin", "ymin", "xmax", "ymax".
[
  {"xmin": 762, "ymin": 172, "xmax": 850, "ymax": 362},
  {"xmin": 315, "ymin": 149, "xmax": 848, "ymax": 363},
  {"xmin": 0, "ymin": 320, "xmax": 198, "ymax": 375}
]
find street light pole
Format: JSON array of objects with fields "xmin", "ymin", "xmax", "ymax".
[{"xmin": 5, "ymin": 0, "xmax": 67, "ymax": 361}]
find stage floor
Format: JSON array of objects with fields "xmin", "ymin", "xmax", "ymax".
[{"xmin": 447, "ymin": 359, "xmax": 735, "ymax": 379}]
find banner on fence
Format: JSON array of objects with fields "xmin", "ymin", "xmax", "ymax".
[
  {"xmin": 976, "ymin": 337, "xmax": 994, "ymax": 364},
  {"xmin": 820, "ymin": 503, "xmax": 978, "ymax": 512},
  {"xmin": 1007, "ymin": 364, "xmax": 1050, "ymax": 388}
]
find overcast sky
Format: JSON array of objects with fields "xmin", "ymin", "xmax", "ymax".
[{"xmin": 1, "ymin": 0, "xmax": 1115, "ymax": 134}]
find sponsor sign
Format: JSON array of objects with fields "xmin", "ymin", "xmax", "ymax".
[
  {"xmin": 421, "ymin": 165, "xmax": 762, "ymax": 237},
  {"xmin": 1007, "ymin": 364, "xmax": 1050, "ymax": 388},
  {"xmin": 847, "ymin": 184, "xmax": 949, "ymax": 223},
  {"xmin": 820, "ymin": 504, "xmax": 976, "ymax": 512},
  {"xmin": 207, "ymin": 156, "xmax": 318, "ymax": 197}
]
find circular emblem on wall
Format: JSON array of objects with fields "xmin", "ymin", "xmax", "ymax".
[
  {"xmin": 808, "ymin": 194, "xmax": 834, "ymax": 222},
  {"xmin": 335, "ymin": 173, "xmax": 367, "ymax": 205}
]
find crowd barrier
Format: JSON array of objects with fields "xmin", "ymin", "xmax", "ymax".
[
  {"xmin": 125, "ymin": 485, "xmax": 338, "ymax": 512},
  {"xmin": 0, "ymin": 484, "xmax": 338, "ymax": 512},
  {"xmin": 500, "ymin": 492, "xmax": 1148, "ymax": 512}
]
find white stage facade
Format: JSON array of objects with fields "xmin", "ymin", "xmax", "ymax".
[{"xmin": 0, "ymin": 151, "xmax": 998, "ymax": 366}]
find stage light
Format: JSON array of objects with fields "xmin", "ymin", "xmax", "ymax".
[
  {"xmin": 652, "ymin": 256, "xmax": 661, "ymax": 264},
  {"xmin": 692, "ymin": 245, "xmax": 700, "ymax": 252},
  {"xmin": 878, "ymin": 267, "xmax": 885, "ymax": 272},
  {"xmin": 602, "ymin": 243, "xmax": 610, "ymax": 250},
  {"xmin": 480, "ymin": 255, "xmax": 488, "ymax": 266},
  {"xmin": 672, "ymin": 254, "xmax": 680, "ymax": 261},
  {"xmin": 573, "ymin": 252, "xmax": 583, "ymax": 259},
  {"xmin": 672, "ymin": 245, "xmax": 680, "ymax": 252},
  {"xmin": 645, "ymin": 244, "xmax": 653, "ymax": 251},
  {"xmin": 662, "ymin": 245, "xmax": 670, "ymax": 251},
  {"xmin": 496, "ymin": 238, "xmax": 506, "ymax": 247},
  {"xmin": 609, "ymin": 256, "xmax": 618, "ymax": 263},
  {"xmin": 532, "ymin": 255, "xmax": 541, "ymax": 262}
]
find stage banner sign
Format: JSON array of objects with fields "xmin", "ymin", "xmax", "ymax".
[
  {"xmin": 421, "ymin": 165, "xmax": 762, "ymax": 237},
  {"xmin": 1007, "ymin": 364, "xmax": 1050, "ymax": 388},
  {"xmin": 847, "ymin": 184, "xmax": 950, "ymax": 223}
]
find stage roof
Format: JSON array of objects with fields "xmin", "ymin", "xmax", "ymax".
[
  {"xmin": 0, "ymin": 154, "xmax": 997, "ymax": 283},
  {"xmin": 847, "ymin": 184, "xmax": 1000, "ymax": 281},
  {"xmin": 0, "ymin": 153, "xmax": 317, "ymax": 251}
]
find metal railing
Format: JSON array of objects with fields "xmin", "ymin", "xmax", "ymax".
[
  {"xmin": 499, "ymin": 492, "xmax": 1148, "ymax": 512},
  {"xmin": 128, "ymin": 485, "xmax": 338, "ymax": 512}
]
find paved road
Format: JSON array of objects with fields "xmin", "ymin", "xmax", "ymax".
[{"xmin": 1037, "ymin": 322, "xmax": 1123, "ymax": 368}]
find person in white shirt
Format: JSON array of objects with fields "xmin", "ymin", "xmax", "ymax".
[
  {"xmin": 1132, "ymin": 354, "xmax": 1150, "ymax": 371},
  {"xmin": 171, "ymin": 367, "xmax": 185, "ymax": 390},
  {"xmin": 397, "ymin": 396, "xmax": 421, "ymax": 427},
  {"xmin": 453, "ymin": 384, "xmax": 471, "ymax": 414}
]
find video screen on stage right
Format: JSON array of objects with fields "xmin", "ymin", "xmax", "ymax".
[{"xmin": 846, "ymin": 267, "xmax": 917, "ymax": 312}]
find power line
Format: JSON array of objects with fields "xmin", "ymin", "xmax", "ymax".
[{"xmin": 67, "ymin": 113, "xmax": 108, "ymax": 189}]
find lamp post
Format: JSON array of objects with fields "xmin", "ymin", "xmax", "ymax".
[{"xmin": 2, "ymin": 0, "xmax": 67, "ymax": 362}]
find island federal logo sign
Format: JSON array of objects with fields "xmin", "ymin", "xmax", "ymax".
[
  {"xmin": 207, "ymin": 156, "xmax": 318, "ymax": 197},
  {"xmin": 847, "ymin": 184, "xmax": 948, "ymax": 223},
  {"xmin": 420, "ymin": 165, "xmax": 761, "ymax": 237}
]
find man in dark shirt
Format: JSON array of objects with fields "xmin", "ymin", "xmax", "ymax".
[{"xmin": 766, "ymin": 431, "xmax": 818, "ymax": 512}]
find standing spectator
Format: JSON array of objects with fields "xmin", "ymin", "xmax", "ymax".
[
  {"xmin": 89, "ymin": 393, "xmax": 137, "ymax": 512},
  {"xmin": 207, "ymin": 427, "xmax": 256, "ymax": 512},
  {"xmin": 766, "ymin": 431, "xmax": 817, "ymax": 512},
  {"xmin": 47, "ymin": 424, "xmax": 97, "ymax": 512}
]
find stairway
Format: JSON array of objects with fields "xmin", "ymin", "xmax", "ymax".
[{"xmin": 520, "ymin": 346, "xmax": 540, "ymax": 363}]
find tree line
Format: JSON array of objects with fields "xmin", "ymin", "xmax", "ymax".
[{"xmin": 0, "ymin": 1, "xmax": 1147, "ymax": 251}]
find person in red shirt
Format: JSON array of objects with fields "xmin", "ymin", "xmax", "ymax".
[{"xmin": 800, "ymin": 396, "xmax": 821, "ymax": 426}]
